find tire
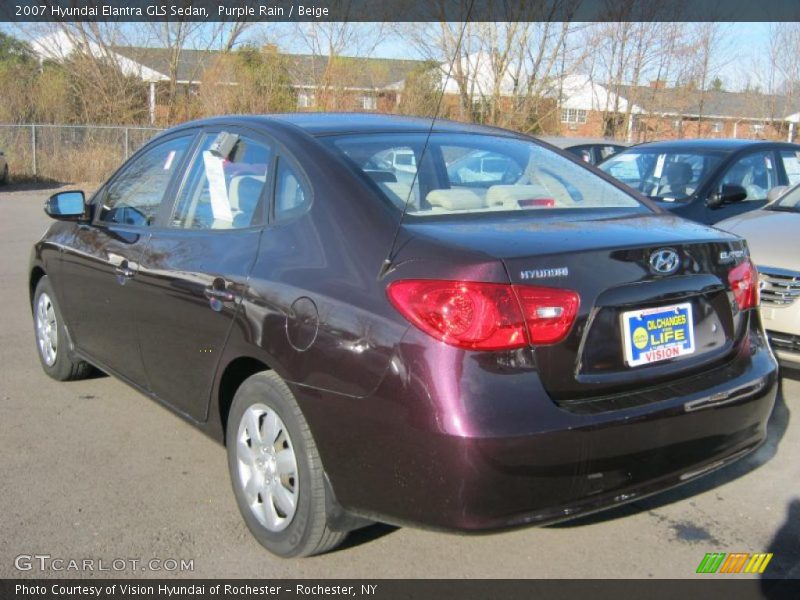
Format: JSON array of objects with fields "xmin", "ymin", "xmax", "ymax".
[
  {"xmin": 0, "ymin": 165, "xmax": 7, "ymax": 184},
  {"xmin": 32, "ymin": 276, "xmax": 92, "ymax": 381},
  {"xmin": 226, "ymin": 371, "xmax": 348, "ymax": 557}
]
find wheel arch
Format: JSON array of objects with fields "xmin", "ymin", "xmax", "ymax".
[
  {"xmin": 217, "ymin": 355, "xmax": 272, "ymax": 443},
  {"xmin": 29, "ymin": 266, "xmax": 47, "ymax": 308}
]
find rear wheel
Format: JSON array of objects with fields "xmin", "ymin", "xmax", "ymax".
[
  {"xmin": 226, "ymin": 371, "xmax": 347, "ymax": 557},
  {"xmin": 33, "ymin": 276, "xmax": 92, "ymax": 381}
]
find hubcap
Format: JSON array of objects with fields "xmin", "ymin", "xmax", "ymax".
[
  {"xmin": 236, "ymin": 403, "xmax": 299, "ymax": 532},
  {"xmin": 35, "ymin": 293, "xmax": 58, "ymax": 366}
]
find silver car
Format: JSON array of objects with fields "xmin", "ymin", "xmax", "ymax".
[{"xmin": 718, "ymin": 185, "xmax": 800, "ymax": 370}]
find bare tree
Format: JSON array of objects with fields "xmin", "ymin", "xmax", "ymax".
[{"xmin": 292, "ymin": 19, "xmax": 386, "ymax": 111}]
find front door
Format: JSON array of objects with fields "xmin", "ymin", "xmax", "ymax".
[{"xmin": 58, "ymin": 134, "xmax": 194, "ymax": 384}]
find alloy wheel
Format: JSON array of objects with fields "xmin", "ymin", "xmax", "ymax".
[{"xmin": 35, "ymin": 293, "xmax": 58, "ymax": 366}]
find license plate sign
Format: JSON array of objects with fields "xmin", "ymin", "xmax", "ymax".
[{"xmin": 621, "ymin": 303, "xmax": 695, "ymax": 366}]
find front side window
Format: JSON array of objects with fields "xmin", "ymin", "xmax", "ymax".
[
  {"xmin": 600, "ymin": 150, "xmax": 724, "ymax": 201},
  {"xmin": 719, "ymin": 151, "xmax": 777, "ymax": 201},
  {"xmin": 324, "ymin": 132, "xmax": 642, "ymax": 217},
  {"xmin": 171, "ymin": 133, "xmax": 272, "ymax": 230},
  {"xmin": 97, "ymin": 136, "xmax": 192, "ymax": 227}
]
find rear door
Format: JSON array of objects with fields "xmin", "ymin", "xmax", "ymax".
[
  {"xmin": 58, "ymin": 134, "xmax": 194, "ymax": 384},
  {"xmin": 134, "ymin": 128, "xmax": 272, "ymax": 420}
]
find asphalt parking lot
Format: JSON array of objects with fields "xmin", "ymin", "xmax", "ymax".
[{"xmin": 1, "ymin": 184, "xmax": 798, "ymax": 580}]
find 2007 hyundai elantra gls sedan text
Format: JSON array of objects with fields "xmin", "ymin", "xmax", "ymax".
[{"xmin": 29, "ymin": 114, "xmax": 778, "ymax": 557}]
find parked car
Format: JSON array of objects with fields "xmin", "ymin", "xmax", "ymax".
[
  {"xmin": 30, "ymin": 113, "xmax": 777, "ymax": 558},
  {"xmin": 0, "ymin": 150, "xmax": 8, "ymax": 184},
  {"xmin": 598, "ymin": 139, "xmax": 800, "ymax": 224},
  {"xmin": 539, "ymin": 136, "xmax": 629, "ymax": 164},
  {"xmin": 445, "ymin": 149, "xmax": 523, "ymax": 184},
  {"xmin": 718, "ymin": 183, "xmax": 800, "ymax": 370}
]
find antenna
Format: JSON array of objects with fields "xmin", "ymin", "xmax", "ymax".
[{"xmin": 378, "ymin": 4, "xmax": 475, "ymax": 279}]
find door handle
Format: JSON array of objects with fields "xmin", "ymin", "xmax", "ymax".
[
  {"xmin": 115, "ymin": 262, "xmax": 136, "ymax": 285},
  {"xmin": 115, "ymin": 265, "xmax": 135, "ymax": 278},
  {"xmin": 204, "ymin": 288, "xmax": 236, "ymax": 302}
]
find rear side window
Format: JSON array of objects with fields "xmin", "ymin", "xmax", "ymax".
[
  {"xmin": 274, "ymin": 158, "xmax": 310, "ymax": 222},
  {"xmin": 98, "ymin": 136, "xmax": 192, "ymax": 227},
  {"xmin": 779, "ymin": 150, "xmax": 800, "ymax": 186},
  {"xmin": 171, "ymin": 133, "xmax": 272, "ymax": 229}
]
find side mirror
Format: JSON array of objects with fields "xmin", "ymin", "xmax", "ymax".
[
  {"xmin": 707, "ymin": 184, "xmax": 747, "ymax": 209},
  {"xmin": 45, "ymin": 191, "xmax": 88, "ymax": 221},
  {"xmin": 767, "ymin": 185, "xmax": 789, "ymax": 203}
]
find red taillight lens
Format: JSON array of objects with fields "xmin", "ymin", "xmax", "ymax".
[
  {"xmin": 387, "ymin": 280, "xmax": 579, "ymax": 350},
  {"xmin": 513, "ymin": 285, "xmax": 580, "ymax": 344},
  {"xmin": 728, "ymin": 259, "xmax": 758, "ymax": 310}
]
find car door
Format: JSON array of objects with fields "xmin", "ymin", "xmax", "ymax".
[
  {"xmin": 702, "ymin": 149, "xmax": 779, "ymax": 224},
  {"xmin": 58, "ymin": 134, "xmax": 195, "ymax": 384},
  {"xmin": 133, "ymin": 129, "xmax": 272, "ymax": 420}
]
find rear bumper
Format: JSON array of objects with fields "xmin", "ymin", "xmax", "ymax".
[{"xmin": 296, "ymin": 319, "xmax": 778, "ymax": 531}]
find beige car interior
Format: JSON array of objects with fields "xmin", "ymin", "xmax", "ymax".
[{"xmin": 181, "ymin": 173, "xmax": 266, "ymax": 229}]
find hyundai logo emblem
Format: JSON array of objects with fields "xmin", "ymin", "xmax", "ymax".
[{"xmin": 649, "ymin": 248, "xmax": 681, "ymax": 275}]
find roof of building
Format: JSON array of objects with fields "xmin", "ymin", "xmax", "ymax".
[
  {"xmin": 110, "ymin": 45, "xmax": 428, "ymax": 89},
  {"xmin": 614, "ymin": 84, "xmax": 800, "ymax": 121}
]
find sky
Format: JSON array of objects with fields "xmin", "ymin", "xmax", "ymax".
[{"xmin": 1, "ymin": 20, "xmax": 778, "ymax": 93}]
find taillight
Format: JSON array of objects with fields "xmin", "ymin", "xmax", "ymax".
[
  {"xmin": 387, "ymin": 279, "xmax": 579, "ymax": 350},
  {"xmin": 512, "ymin": 285, "xmax": 580, "ymax": 344},
  {"xmin": 728, "ymin": 259, "xmax": 758, "ymax": 310}
]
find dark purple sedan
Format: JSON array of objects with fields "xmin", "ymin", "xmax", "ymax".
[{"xmin": 29, "ymin": 113, "xmax": 778, "ymax": 557}]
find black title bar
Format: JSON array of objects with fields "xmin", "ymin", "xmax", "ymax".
[{"xmin": 3, "ymin": 0, "xmax": 800, "ymax": 23}]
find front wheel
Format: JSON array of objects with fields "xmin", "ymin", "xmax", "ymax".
[
  {"xmin": 33, "ymin": 276, "xmax": 92, "ymax": 381},
  {"xmin": 226, "ymin": 371, "xmax": 347, "ymax": 557}
]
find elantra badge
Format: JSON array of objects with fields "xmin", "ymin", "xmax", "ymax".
[{"xmin": 649, "ymin": 248, "xmax": 680, "ymax": 275}]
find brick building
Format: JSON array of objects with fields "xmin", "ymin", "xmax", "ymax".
[{"xmin": 558, "ymin": 75, "xmax": 800, "ymax": 143}]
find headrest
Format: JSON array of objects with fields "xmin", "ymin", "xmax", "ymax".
[
  {"xmin": 426, "ymin": 189, "xmax": 485, "ymax": 210},
  {"xmin": 665, "ymin": 162, "xmax": 692, "ymax": 186},
  {"xmin": 486, "ymin": 185, "xmax": 554, "ymax": 208}
]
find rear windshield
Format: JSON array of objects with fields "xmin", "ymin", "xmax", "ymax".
[{"xmin": 322, "ymin": 132, "xmax": 644, "ymax": 217}]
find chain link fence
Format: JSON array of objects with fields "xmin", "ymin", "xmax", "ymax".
[{"xmin": 0, "ymin": 124, "xmax": 165, "ymax": 184}]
